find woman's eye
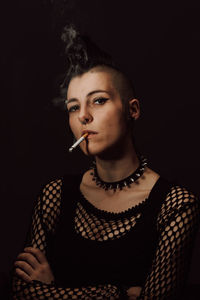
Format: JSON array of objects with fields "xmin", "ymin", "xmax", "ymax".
[
  {"xmin": 94, "ymin": 97, "xmax": 108, "ymax": 105},
  {"xmin": 68, "ymin": 105, "xmax": 79, "ymax": 112}
]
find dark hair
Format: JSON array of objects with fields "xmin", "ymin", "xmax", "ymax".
[
  {"xmin": 59, "ymin": 24, "xmax": 136, "ymax": 107},
  {"xmin": 60, "ymin": 24, "xmax": 115, "ymax": 87},
  {"xmin": 54, "ymin": 24, "xmax": 139, "ymax": 151}
]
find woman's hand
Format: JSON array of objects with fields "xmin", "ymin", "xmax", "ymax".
[
  {"xmin": 14, "ymin": 247, "xmax": 55, "ymax": 284},
  {"xmin": 127, "ymin": 286, "xmax": 142, "ymax": 299}
]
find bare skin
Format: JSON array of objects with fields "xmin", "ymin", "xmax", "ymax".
[
  {"xmin": 80, "ymin": 167, "xmax": 159, "ymax": 213},
  {"xmin": 14, "ymin": 247, "xmax": 54, "ymax": 284},
  {"xmin": 15, "ymin": 68, "xmax": 160, "ymax": 299}
]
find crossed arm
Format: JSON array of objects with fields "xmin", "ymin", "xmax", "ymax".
[
  {"xmin": 11, "ymin": 180, "xmax": 200, "ymax": 299},
  {"xmin": 11, "ymin": 180, "xmax": 121, "ymax": 299},
  {"xmin": 14, "ymin": 247, "xmax": 55, "ymax": 285}
]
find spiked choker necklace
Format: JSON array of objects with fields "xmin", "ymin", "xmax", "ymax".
[{"xmin": 90, "ymin": 156, "xmax": 147, "ymax": 191}]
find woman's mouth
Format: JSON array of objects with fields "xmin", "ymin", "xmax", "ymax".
[
  {"xmin": 82, "ymin": 130, "xmax": 98, "ymax": 139},
  {"xmin": 87, "ymin": 132, "xmax": 97, "ymax": 139}
]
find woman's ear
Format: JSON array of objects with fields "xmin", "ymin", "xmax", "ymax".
[{"xmin": 129, "ymin": 98, "xmax": 140, "ymax": 120}]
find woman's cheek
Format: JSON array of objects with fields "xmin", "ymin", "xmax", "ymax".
[{"xmin": 69, "ymin": 117, "xmax": 79, "ymax": 138}]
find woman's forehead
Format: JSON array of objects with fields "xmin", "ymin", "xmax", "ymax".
[{"xmin": 67, "ymin": 70, "xmax": 117, "ymax": 99}]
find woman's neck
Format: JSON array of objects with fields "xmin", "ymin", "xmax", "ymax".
[{"xmin": 95, "ymin": 140, "xmax": 140, "ymax": 182}]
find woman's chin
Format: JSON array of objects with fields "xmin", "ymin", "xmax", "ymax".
[
  {"xmin": 81, "ymin": 143, "xmax": 125, "ymax": 160},
  {"xmin": 81, "ymin": 147, "xmax": 102, "ymax": 157},
  {"xmin": 80, "ymin": 143, "xmax": 107, "ymax": 157}
]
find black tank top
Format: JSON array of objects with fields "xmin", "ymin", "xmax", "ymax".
[{"xmin": 46, "ymin": 175, "xmax": 172, "ymax": 289}]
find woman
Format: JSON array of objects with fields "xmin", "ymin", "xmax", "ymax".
[{"xmin": 11, "ymin": 24, "xmax": 200, "ymax": 299}]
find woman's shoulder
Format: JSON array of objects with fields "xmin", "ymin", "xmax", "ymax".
[
  {"xmin": 39, "ymin": 173, "xmax": 83, "ymax": 200},
  {"xmin": 35, "ymin": 177, "xmax": 65, "ymax": 231},
  {"xmin": 157, "ymin": 179, "xmax": 200, "ymax": 227},
  {"xmin": 162, "ymin": 180, "xmax": 198, "ymax": 209},
  {"xmin": 38, "ymin": 177, "xmax": 63, "ymax": 200}
]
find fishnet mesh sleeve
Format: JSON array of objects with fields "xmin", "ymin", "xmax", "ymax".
[
  {"xmin": 139, "ymin": 186, "xmax": 200, "ymax": 300},
  {"xmin": 11, "ymin": 179, "xmax": 120, "ymax": 300}
]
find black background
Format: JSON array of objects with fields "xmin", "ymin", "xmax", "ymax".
[{"xmin": 1, "ymin": 0, "xmax": 200, "ymax": 298}]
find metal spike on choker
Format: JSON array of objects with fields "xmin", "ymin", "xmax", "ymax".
[{"xmin": 90, "ymin": 156, "xmax": 147, "ymax": 191}]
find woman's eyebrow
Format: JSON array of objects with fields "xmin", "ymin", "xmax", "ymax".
[
  {"xmin": 87, "ymin": 89, "xmax": 110, "ymax": 97},
  {"xmin": 65, "ymin": 98, "xmax": 78, "ymax": 105},
  {"xmin": 66, "ymin": 90, "xmax": 110, "ymax": 104}
]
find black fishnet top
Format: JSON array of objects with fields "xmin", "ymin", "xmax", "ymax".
[{"xmin": 11, "ymin": 175, "xmax": 200, "ymax": 299}]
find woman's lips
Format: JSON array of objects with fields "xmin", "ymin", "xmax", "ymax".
[
  {"xmin": 87, "ymin": 132, "xmax": 97, "ymax": 139},
  {"xmin": 81, "ymin": 130, "xmax": 98, "ymax": 139}
]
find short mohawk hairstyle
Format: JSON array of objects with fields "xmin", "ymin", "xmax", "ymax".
[
  {"xmin": 60, "ymin": 23, "xmax": 117, "ymax": 89},
  {"xmin": 54, "ymin": 23, "xmax": 136, "ymax": 112}
]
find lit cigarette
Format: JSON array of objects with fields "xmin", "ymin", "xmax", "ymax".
[{"xmin": 69, "ymin": 133, "xmax": 88, "ymax": 152}]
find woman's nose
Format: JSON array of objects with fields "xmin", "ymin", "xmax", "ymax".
[{"xmin": 78, "ymin": 108, "xmax": 93, "ymax": 125}]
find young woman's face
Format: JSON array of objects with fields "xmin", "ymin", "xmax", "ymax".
[{"xmin": 66, "ymin": 69, "xmax": 137, "ymax": 157}]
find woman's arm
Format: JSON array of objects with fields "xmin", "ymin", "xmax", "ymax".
[
  {"xmin": 11, "ymin": 179, "xmax": 121, "ymax": 299},
  {"xmin": 139, "ymin": 185, "xmax": 200, "ymax": 300}
]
